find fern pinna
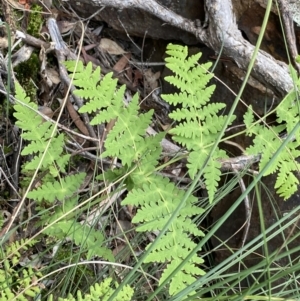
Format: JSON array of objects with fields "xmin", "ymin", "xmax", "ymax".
[
  {"xmin": 0, "ymin": 239, "xmax": 42, "ymax": 301},
  {"xmin": 47, "ymin": 278, "xmax": 134, "ymax": 301},
  {"xmin": 0, "ymin": 236, "xmax": 132, "ymax": 301},
  {"xmin": 161, "ymin": 43, "xmax": 235, "ymax": 202},
  {"xmin": 244, "ymin": 71, "xmax": 300, "ymax": 200},
  {"xmin": 13, "ymin": 83, "xmax": 113, "ymax": 261},
  {"xmin": 66, "ymin": 60, "xmax": 206, "ymax": 296}
]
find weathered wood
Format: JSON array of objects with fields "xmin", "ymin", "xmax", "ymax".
[
  {"xmin": 68, "ymin": 0, "xmax": 294, "ymax": 96},
  {"xmin": 70, "ymin": 0, "xmax": 204, "ymax": 44}
]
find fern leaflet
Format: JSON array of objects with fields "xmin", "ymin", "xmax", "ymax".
[
  {"xmin": 13, "ymin": 83, "xmax": 113, "ymax": 263},
  {"xmin": 47, "ymin": 278, "xmax": 134, "ymax": 301},
  {"xmin": 27, "ymin": 173, "xmax": 85, "ymax": 203},
  {"xmin": 161, "ymin": 43, "xmax": 236, "ymax": 202},
  {"xmin": 14, "ymin": 83, "xmax": 69, "ymax": 173},
  {"xmin": 244, "ymin": 89, "xmax": 300, "ymax": 199},
  {"xmin": 122, "ymin": 175, "xmax": 205, "ymax": 294}
]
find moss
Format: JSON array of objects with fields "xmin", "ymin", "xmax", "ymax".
[
  {"xmin": 49, "ymin": 245, "xmax": 95, "ymax": 295},
  {"xmin": 1, "ymin": 97, "xmax": 14, "ymax": 117},
  {"xmin": 14, "ymin": 52, "xmax": 40, "ymax": 101},
  {"xmin": 27, "ymin": 4, "xmax": 44, "ymax": 37}
]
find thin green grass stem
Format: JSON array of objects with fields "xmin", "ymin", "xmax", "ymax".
[{"xmin": 169, "ymin": 119, "xmax": 300, "ymax": 300}]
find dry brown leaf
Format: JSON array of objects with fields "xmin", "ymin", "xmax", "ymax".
[
  {"xmin": 38, "ymin": 106, "xmax": 54, "ymax": 119},
  {"xmin": 113, "ymin": 53, "xmax": 131, "ymax": 72},
  {"xmin": 45, "ymin": 67, "xmax": 61, "ymax": 85},
  {"xmin": 66, "ymin": 98, "xmax": 89, "ymax": 136},
  {"xmin": 143, "ymin": 69, "xmax": 161, "ymax": 92},
  {"xmin": 160, "ymin": 123, "xmax": 172, "ymax": 131},
  {"xmin": 0, "ymin": 37, "xmax": 8, "ymax": 49},
  {"xmin": 57, "ymin": 21, "xmax": 76, "ymax": 34},
  {"xmin": 98, "ymin": 38, "xmax": 127, "ymax": 55}
]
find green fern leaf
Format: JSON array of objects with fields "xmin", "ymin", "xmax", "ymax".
[
  {"xmin": 161, "ymin": 43, "xmax": 236, "ymax": 202},
  {"xmin": 276, "ymin": 172, "xmax": 298, "ymax": 200},
  {"xmin": 79, "ymin": 72, "xmax": 119, "ymax": 114},
  {"xmin": 65, "ymin": 61, "xmax": 119, "ymax": 115},
  {"xmin": 64, "ymin": 61, "xmax": 100, "ymax": 95},
  {"xmin": 50, "ymin": 278, "xmax": 133, "ymax": 301},
  {"xmin": 67, "ymin": 58, "xmax": 206, "ymax": 297},
  {"xmin": 243, "ymin": 105, "xmax": 256, "ymax": 136},
  {"xmin": 101, "ymin": 95, "xmax": 153, "ymax": 165},
  {"xmin": 45, "ymin": 220, "xmax": 114, "ymax": 261},
  {"xmin": 0, "ymin": 238, "xmax": 42, "ymax": 301},
  {"xmin": 161, "ymin": 258, "xmax": 205, "ymax": 296},
  {"xmin": 89, "ymin": 85, "xmax": 126, "ymax": 125},
  {"xmin": 66, "ymin": 61, "xmax": 158, "ymax": 168},
  {"xmin": 38, "ymin": 196, "xmax": 77, "ymax": 226},
  {"xmin": 27, "ymin": 173, "xmax": 85, "ymax": 203},
  {"xmin": 244, "ymin": 80, "xmax": 300, "ymax": 200},
  {"xmin": 122, "ymin": 175, "xmax": 205, "ymax": 294},
  {"xmin": 203, "ymin": 152, "xmax": 223, "ymax": 200},
  {"xmin": 14, "ymin": 83, "xmax": 70, "ymax": 173}
]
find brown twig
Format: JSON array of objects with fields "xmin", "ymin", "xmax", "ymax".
[
  {"xmin": 277, "ymin": 0, "xmax": 300, "ymax": 75},
  {"xmin": 47, "ymin": 18, "xmax": 98, "ymax": 140}
]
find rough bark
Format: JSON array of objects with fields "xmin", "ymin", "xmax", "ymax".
[
  {"xmin": 68, "ymin": 0, "xmax": 294, "ymax": 96},
  {"xmin": 202, "ymin": 0, "xmax": 293, "ymax": 96}
]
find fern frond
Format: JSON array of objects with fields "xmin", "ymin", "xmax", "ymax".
[
  {"xmin": 161, "ymin": 43, "xmax": 236, "ymax": 202},
  {"xmin": 88, "ymin": 85, "xmax": 127, "ymax": 125},
  {"xmin": 68, "ymin": 58, "xmax": 206, "ymax": 296},
  {"xmin": 14, "ymin": 83, "xmax": 70, "ymax": 173},
  {"xmin": 276, "ymin": 85, "xmax": 300, "ymax": 142},
  {"xmin": 122, "ymin": 175, "xmax": 205, "ymax": 294},
  {"xmin": 160, "ymin": 257, "xmax": 205, "ymax": 296},
  {"xmin": 64, "ymin": 61, "xmax": 101, "ymax": 97},
  {"xmin": 44, "ymin": 220, "xmax": 114, "ymax": 261},
  {"xmin": 244, "ymin": 84, "xmax": 300, "ymax": 199},
  {"xmin": 48, "ymin": 278, "xmax": 134, "ymax": 301},
  {"xmin": 0, "ymin": 238, "xmax": 42, "ymax": 301},
  {"xmin": 27, "ymin": 173, "xmax": 85, "ymax": 203},
  {"xmin": 13, "ymin": 82, "xmax": 114, "ymax": 263},
  {"xmin": 65, "ymin": 61, "xmax": 120, "ymax": 115},
  {"xmin": 101, "ymin": 95, "xmax": 154, "ymax": 165},
  {"xmin": 66, "ymin": 61, "xmax": 157, "ymax": 167}
]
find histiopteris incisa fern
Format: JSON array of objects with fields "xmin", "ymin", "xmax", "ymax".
[
  {"xmin": 13, "ymin": 83, "xmax": 70, "ymax": 175},
  {"xmin": 66, "ymin": 60, "xmax": 206, "ymax": 296},
  {"xmin": 47, "ymin": 278, "xmax": 134, "ymax": 301},
  {"xmin": 0, "ymin": 238, "xmax": 42, "ymax": 301},
  {"xmin": 161, "ymin": 43, "xmax": 236, "ymax": 202},
  {"xmin": 244, "ymin": 69, "xmax": 300, "ymax": 200},
  {"xmin": 13, "ymin": 83, "xmax": 114, "ymax": 262}
]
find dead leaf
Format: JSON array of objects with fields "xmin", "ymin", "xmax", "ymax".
[
  {"xmin": 113, "ymin": 53, "xmax": 131, "ymax": 72},
  {"xmin": 66, "ymin": 98, "xmax": 90, "ymax": 137},
  {"xmin": 115, "ymin": 220, "xmax": 132, "ymax": 237},
  {"xmin": 45, "ymin": 67, "xmax": 60, "ymax": 85},
  {"xmin": 112, "ymin": 243, "xmax": 127, "ymax": 258},
  {"xmin": 98, "ymin": 38, "xmax": 127, "ymax": 55},
  {"xmin": 160, "ymin": 123, "xmax": 172, "ymax": 131},
  {"xmin": 0, "ymin": 37, "xmax": 8, "ymax": 49},
  {"xmin": 143, "ymin": 69, "xmax": 161, "ymax": 92},
  {"xmin": 38, "ymin": 106, "xmax": 54, "ymax": 119},
  {"xmin": 18, "ymin": 0, "xmax": 30, "ymax": 9},
  {"xmin": 57, "ymin": 21, "xmax": 76, "ymax": 34}
]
